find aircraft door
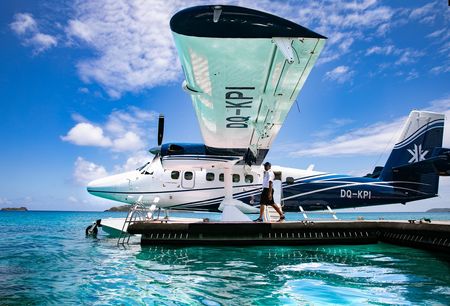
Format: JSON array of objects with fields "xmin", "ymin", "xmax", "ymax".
[{"xmin": 181, "ymin": 171, "xmax": 195, "ymax": 189}]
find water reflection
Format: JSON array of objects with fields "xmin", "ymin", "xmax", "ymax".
[{"xmin": 130, "ymin": 244, "xmax": 450, "ymax": 305}]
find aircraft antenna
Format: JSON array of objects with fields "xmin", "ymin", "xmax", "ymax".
[
  {"xmin": 295, "ymin": 99, "xmax": 300, "ymax": 113},
  {"xmin": 371, "ymin": 124, "xmax": 401, "ymax": 171}
]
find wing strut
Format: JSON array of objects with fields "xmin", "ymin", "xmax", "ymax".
[{"xmin": 218, "ymin": 160, "xmax": 258, "ymax": 221}]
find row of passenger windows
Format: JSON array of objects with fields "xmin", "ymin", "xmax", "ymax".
[{"xmin": 171, "ymin": 171, "xmax": 254, "ymax": 183}]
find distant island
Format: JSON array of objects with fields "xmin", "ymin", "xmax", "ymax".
[
  {"xmin": 426, "ymin": 208, "xmax": 450, "ymax": 213},
  {"xmin": 105, "ymin": 205, "xmax": 129, "ymax": 212},
  {"xmin": 1, "ymin": 207, "xmax": 28, "ymax": 211}
]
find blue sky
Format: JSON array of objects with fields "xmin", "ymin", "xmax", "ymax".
[{"xmin": 0, "ymin": 0, "xmax": 449, "ymax": 211}]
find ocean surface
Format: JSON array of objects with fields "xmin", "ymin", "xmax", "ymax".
[{"xmin": 1, "ymin": 211, "xmax": 449, "ymax": 305}]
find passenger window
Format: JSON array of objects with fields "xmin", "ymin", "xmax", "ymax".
[
  {"xmin": 233, "ymin": 174, "xmax": 240, "ymax": 183},
  {"xmin": 245, "ymin": 175, "xmax": 254, "ymax": 183},
  {"xmin": 184, "ymin": 171, "xmax": 193, "ymax": 180},
  {"xmin": 206, "ymin": 172, "xmax": 215, "ymax": 181},
  {"xmin": 171, "ymin": 171, "xmax": 180, "ymax": 180},
  {"xmin": 219, "ymin": 173, "xmax": 224, "ymax": 182}
]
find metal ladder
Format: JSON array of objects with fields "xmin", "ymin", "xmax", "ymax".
[{"xmin": 117, "ymin": 196, "xmax": 149, "ymax": 245}]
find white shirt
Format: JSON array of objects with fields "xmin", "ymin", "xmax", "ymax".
[{"xmin": 262, "ymin": 170, "xmax": 275, "ymax": 188}]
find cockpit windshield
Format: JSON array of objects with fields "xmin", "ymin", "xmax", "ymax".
[{"xmin": 136, "ymin": 162, "xmax": 150, "ymax": 172}]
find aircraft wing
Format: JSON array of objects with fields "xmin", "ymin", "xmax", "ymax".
[{"xmin": 170, "ymin": 5, "xmax": 326, "ymax": 164}]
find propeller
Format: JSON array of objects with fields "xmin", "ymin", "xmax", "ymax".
[
  {"xmin": 157, "ymin": 114, "xmax": 164, "ymax": 146},
  {"xmin": 149, "ymin": 114, "xmax": 164, "ymax": 156}
]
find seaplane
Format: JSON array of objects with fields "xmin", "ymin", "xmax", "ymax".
[{"xmin": 85, "ymin": 5, "xmax": 450, "ymax": 235}]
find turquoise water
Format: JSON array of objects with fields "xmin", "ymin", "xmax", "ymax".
[{"xmin": 1, "ymin": 211, "xmax": 449, "ymax": 305}]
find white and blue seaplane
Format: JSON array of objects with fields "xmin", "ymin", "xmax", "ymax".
[{"xmin": 85, "ymin": 5, "xmax": 450, "ymax": 236}]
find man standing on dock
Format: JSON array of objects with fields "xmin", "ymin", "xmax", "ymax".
[{"xmin": 254, "ymin": 162, "xmax": 285, "ymax": 222}]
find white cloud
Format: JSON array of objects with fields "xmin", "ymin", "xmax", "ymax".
[
  {"xmin": 341, "ymin": 0, "xmax": 377, "ymax": 11},
  {"xmin": 78, "ymin": 87, "xmax": 89, "ymax": 94},
  {"xmin": 366, "ymin": 46, "xmax": 424, "ymax": 70},
  {"xmin": 291, "ymin": 95, "xmax": 450, "ymax": 158},
  {"xmin": 324, "ymin": 65, "xmax": 354, "ymax": 83},
  {"xmin": 10, "ymin": 13, "xmax": 37, "ymax": 35},
  {"xmin": 405, "ymin": 69, "xmax": 419, "ymax": 81},
  {"xmin": 341, "ymin": 6, "xmax": 393, "ymax": 28},
  {"xmin": 375, "ymin": 23, "xmax": 390, "ymax": 36},
  {"xmin": 10, "ymin": 2, "xmax": 446, "ymax": 98},
  {"xmin": 73, "ymin": 157, "xmax": 109, "ymax": 185},
  {"xmin": 10, "ymin": 12, "xmax": 57, "ymax": 54},
  {"xmin": 312, "ymin": 118, "xmax": 354, "ymax": 138},
  {"xmin": 395, "ymin": 49, "xmax": 424, "ymax": 65},
  {"xmin": 61, "ymin": 122, "xmax": 112, "ymax": 147},
  {"xmin": 366, "ymin": 45, "xmax": 395, "ymax": 56},
  {"xmin": 29, "ymin": 33, "xmax": 58, "ymax": 52},
  {"xmin": 395, "ymin": 69, "xmax": 420, "ymax": 81},
  {"xmin": 73, "ymin": 152, "xmax": 152, "ymax": 186},
  {"xmin": 338, "ymin": 37, "xmax": 354, "ymax": 53},
  {"xmin": 66, "ymin": 108, "xmax": 156, "ymax": 185},
  {"xmin": 113, "ymin": 151, "xmax": 152, "ymax": 173},
  {"xmin": 292, "ymin": 1, "xmax": 393, "ymax": 32},
  {"xmin": 112, "ymin": 131, "xmax": 142, "ymax": 152},
  {"xmin": 409, "ymin": 2, "xmax": 436, "ymax": 23},
  {"xmin": 292, "ymin": 119, "xmax": 401, "ymax": 157},
  {"xmin": 62, "ymin": 106, "xmax": 157, "ymax": 152},
  {"xmin": 66, "ymin": 0, "xmax": 191, "ymax": 98},
  {"xmin": 330, "ymin": 118, "xmax": 354, "ymax": 127},
  {"xmin": 71, "ymin": 112, "xmax": 89, "ymax": 123},
  {"xmin": 292, "ymin": 1, "xmax": 395, "ymax": 65},
  {"xmin": 61, "ymin": 0, "xmax": 401, "ymax": 97},
  {"xmin": 439, "ymin": 41, "xmax": 450, "ymax": 55},
  {"xmin": 430, "ymin": 65, "xmax": 450, "ymax": 75},
  {"xmin": 66, "ymin": 19, "xmax": 95, "ymax": 42},
  {"xmin": 427, "ymin": 28, "xmax": 446, "ymax": 39}
]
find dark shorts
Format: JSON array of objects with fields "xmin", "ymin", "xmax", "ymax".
[{"xmin": 260, "ymin": 188, "xmax": 275, "ymax": 205}]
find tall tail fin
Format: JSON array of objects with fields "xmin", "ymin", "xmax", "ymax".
[{"xmin": 379, "ymin": 111, "xmax": 445, "ymax": 195}]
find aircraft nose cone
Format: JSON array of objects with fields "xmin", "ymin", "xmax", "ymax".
[
  {"xmin": 86, "ymin": 176, "xmax": 118, "ymax": 193},
  {"xmin": 87, "ymin": 177, "xmax": 108, "ymax": 194},
  {"xmin": 86, "ymin": 171, "xmax": 136, "ymax": 195},
  {"xmin": 87, "ymin": 178, "xmax": 101, "ymax": 189}
]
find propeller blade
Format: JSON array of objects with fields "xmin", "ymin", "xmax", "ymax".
[{"xmin": 157, "ymin": 114, "xmax": 164, "ymax": 146}]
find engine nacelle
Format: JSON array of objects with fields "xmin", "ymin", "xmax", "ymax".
[{"xmin": 159, "ymin": 143, "xmax": 241, "ymax": 170}]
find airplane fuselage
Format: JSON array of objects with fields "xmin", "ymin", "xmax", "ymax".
[{"xmin": 87, "ymin": 158, "xmax": 432, "ymax": 212}]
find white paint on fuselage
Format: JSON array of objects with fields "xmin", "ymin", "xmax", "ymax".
[{"xmin": 87, "ymin": 157, "xmax": 326, "ymax": 209}]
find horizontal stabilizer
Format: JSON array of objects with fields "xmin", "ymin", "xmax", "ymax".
[
  {"xmin": 393, "ymin": 148, "xmax": 450, "ymax": 177},
  {"xmin": 365, "ymin": 166, "xmax": 384, "ymax": 178}
]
